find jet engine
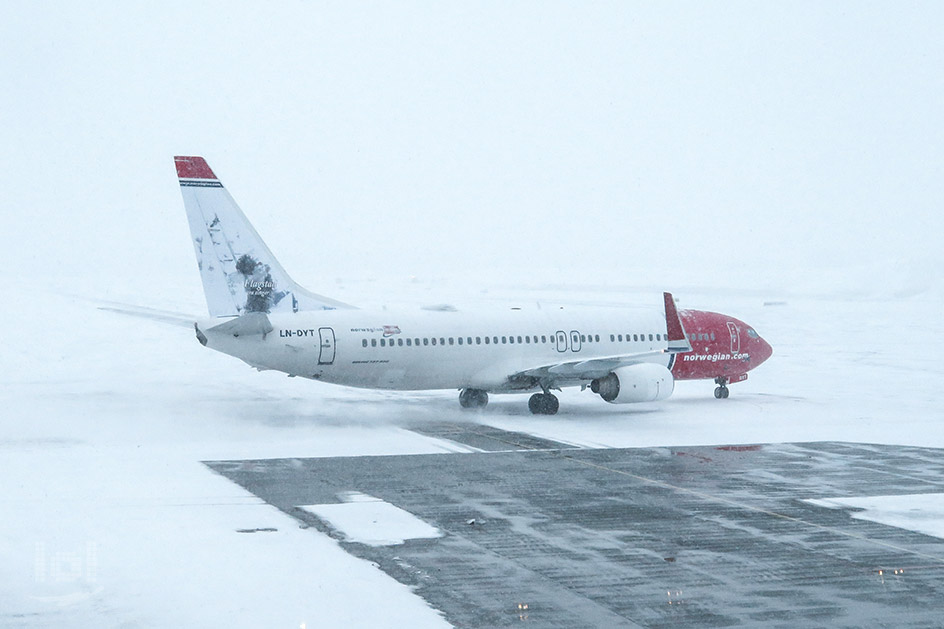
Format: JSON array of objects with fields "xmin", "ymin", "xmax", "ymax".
[{"xmin": 590, "ymin": 363, "xmax": 674, "ymax": 404}]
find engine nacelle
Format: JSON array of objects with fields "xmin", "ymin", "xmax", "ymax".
[{"xmin": 590, "ymin": 363, "xmax": 675, "ymax": 404}]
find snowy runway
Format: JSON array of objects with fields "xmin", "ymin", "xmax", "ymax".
[{"xmin": 208, "ymin": 430, "xmax": 944, "ymax": 628}]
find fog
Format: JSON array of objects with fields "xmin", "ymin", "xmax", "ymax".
[
  {"xmin": 3, "ymin": 2, "xmax": 941, "ymax": 304},
  {"xmin": 2, "ymin": 5, "xmax": 943, "ymax": 626}
]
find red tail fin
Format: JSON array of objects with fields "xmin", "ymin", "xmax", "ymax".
[{"xmin": 175, "ymin": 156, "xmax": 218, "ymax": 180}]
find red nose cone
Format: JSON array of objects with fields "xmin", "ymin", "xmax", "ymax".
[{"xmin": 755, "ymin": 337, "xmax": 773, "ymax": 366}]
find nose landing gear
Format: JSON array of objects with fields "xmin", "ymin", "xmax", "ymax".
[{"xmin": 714, "ymin": 376, "xmax": 730, "ymax": 399}]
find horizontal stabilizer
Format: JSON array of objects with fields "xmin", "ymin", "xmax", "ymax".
[
  {"xmin": 206, "ymin": 312, "xmax": 274, "ymax": 337},
  {"xmin": 97, "ymin": 302, "xmax": 196, "ymax": 328}
]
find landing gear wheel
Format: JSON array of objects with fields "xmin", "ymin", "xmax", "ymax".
[
  {"xmin": 459, "ymin": 388, "xmax": 488, "ymax": 410},
  {"xmin": 714, "ymin": 376, "xmax": 730, "ymax": 399},
  {"xmin": 528, "ymin": 393, "xmax": 560, "ymax": 415}
]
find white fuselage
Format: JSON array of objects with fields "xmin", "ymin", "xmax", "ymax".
[{"xmin": 201, "ymin": 305, "xmax": 673, "ymax": 392}]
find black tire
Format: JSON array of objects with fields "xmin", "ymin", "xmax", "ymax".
[
  {"xmin": 529, "ymin": 393, "xmax": 559, "ymax": 415},
  {"xmin": 714, "ymin": 387, "xmax": 723, "ymax": 399},
  {"xmin": 528, "ymin": 394, "xmax": 544, "ymax": 414},
  {"xmin": 474, "ymin": 390, "xmax": 489, "ymax": 408},
  {"xmin": 721, "ymin": 387, "xmax": 730, "ymax": 399}
]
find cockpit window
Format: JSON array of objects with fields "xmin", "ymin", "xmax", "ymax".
[{"xmin": 746, "ymin": 328, "xmax": 759, "ymax": 339}]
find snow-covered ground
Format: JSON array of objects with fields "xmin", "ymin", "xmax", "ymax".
[
  {"xmin": 806, "ymin": 494, "xmax": 944, "ymax": 541},
  {"xmin": 2, "ymin": 2, "xmax": 941, "ymax": 625},
  {"xmin": 1, "ymin": 272, "xmax": 941, "ymax": 627},
  {"xmin": 300, "ymin": 493, "xmax": 443, "ymax": 546}
]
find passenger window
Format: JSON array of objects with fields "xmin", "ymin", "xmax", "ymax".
[
  {"xmin": 371, "ymin": 339, "xmax": 377, "ymax": 347},
  {"xmin": 407, "ymin": 338, "xmax": 412, "ymax": 346},
  {"xmin": 362, "ymin": 339, "xmax": 368, "ymax": 347},
  {"xmin": 580, "ymin": 335, "xmax": 586, "ymax": 343},
  {"xmin": 502, "ymin": 336, "xmax": 507, "ymax": 344},
  {"xmin": 541, "ymin": 335, "xmax": 547, "ymax": 343},
  {"xmin": 633, "ymin": 334, "xmax": 638, "ymax": 342},
  {"xmin": 448, "ymin": 338, "xmax": 454, "ymax": 345},
  {"xmin": 618, "ymin": 334, "xmax": 623, "ymax": 342},
  {"xmin": 457, "ymin": 337, "xmax": 463, "ymax": 345},
  {"xmin": 595, "ymin": 335, "xmax": 600, "ymax": 342},
  {"xmin": 710, "ymin": 332, "xmax": 716, "ymax": 341},
  {"xmin": 380, "ymin": 339, "xmax": 386, "ymax": 347},
  {"xmin": 517, "ymin": 336, "xmax": 522, "ymax": 344},
  {"xmin": 656, "ymin": 334, "xmax": 661, "ymax": 341},
  {"xmin": 493, "ymin": 336, "xmax": 498, "ymax": 344},
  {"xmin": 467, "ymin": 337, "xmax": 472, "ymax": 345},
  {"xmin": 476, "ymin": 337, "xmax": 482, "ymax": 344},
  {"xmin": 423, "ymin": 338, "xmax": 429, "ymax": 346},
  {"xmin": 484, "ymin": 337, "xmax": 490, "ymax": 344},
  {"xmin": 525, "ymin": 336, "xmax": 530, "ymax": 344},
  {"xmin": 509, "ymin": 336, "xmax": 515, "ymax": 344},
  {"xmin": 648, "ymin": 334, "xmax": 653, "ymax": 341}
]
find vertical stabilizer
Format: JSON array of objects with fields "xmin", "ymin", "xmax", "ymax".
[{"xmin": 175, "ymin": 156, "xmax": 355, "ymax": 317}]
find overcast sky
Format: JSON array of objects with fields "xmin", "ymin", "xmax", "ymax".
[{"xmin": 2, "ymin": 2, "xmax": 941, "ymax": 304}]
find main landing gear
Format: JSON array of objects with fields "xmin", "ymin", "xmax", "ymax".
[
  {"xmin": 714, "ymin": 376, "xmax": 730, "ymax": 399},
  {"xmin": 528, "ymin": 383, "xmax": 560, "ymax": 416},
  {"xmin": 528, "ymin": 393, "xmax": 559, "ymax": 415},
  {"xmin": 459, "ymin": 388, "xmax": 488, "ymax": 410}
]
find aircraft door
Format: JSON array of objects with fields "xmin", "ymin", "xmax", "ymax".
[
  {"xmin": 555, "ymin": 330, "xmax": 567, "ymax": 353},
  {"xmin": 318, "ymin": 327, "xmax": 336, "ymax": 365},
  {"xmin": 570, "ymin": 330, "xmax": 582, "ymax": 352},
  {"xmin": 726, "ymin": 322, "xmax": 740, "ymax": 354}
]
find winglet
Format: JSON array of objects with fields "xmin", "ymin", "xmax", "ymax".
[
  {"xmin": 663, "ymin": 292, "xmax": 692, "ymax": 354},
  {"xmin": 175, "ymin": 156, "xmax": 218, "ymax": 181}
]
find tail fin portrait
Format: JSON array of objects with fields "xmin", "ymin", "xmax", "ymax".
[{"xmin": 175, "ymin": 156, "xmax": 355, "ymax": 317}]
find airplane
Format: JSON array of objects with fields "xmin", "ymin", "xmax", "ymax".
[{"xmin": 176, "ymin": 156, "xmax": 772, "ymax": 414}]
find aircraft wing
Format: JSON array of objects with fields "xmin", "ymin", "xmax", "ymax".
[
  {"xmin": 510, "ymin": 292, "xmax": 692, "ymax": 384},
  {"xmin": 513, "ymin": 349, "xmax": 669, "ymax": 381}
]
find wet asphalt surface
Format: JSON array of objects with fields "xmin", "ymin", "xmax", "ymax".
[{"xmin": 207, "ymin": 426, "xmax": 944, "ymax": 628}]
